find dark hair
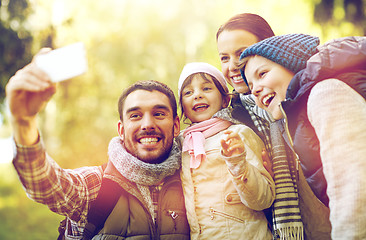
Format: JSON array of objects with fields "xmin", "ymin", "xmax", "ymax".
[
  {"xmin": 216, "ymin": 13, "xmax": 275, "ymax": 41},
  {"xmin": 178, "ymin": 73, "xmax": 229, "ymax": 122},
  {"xmin": 118, "ymin": 80, "xmax": 178, "ymax": 121}
]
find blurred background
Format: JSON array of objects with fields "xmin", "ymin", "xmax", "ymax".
[{"xmin": 0, "ymin": 0, "xmax": 365, "ymax": 239}]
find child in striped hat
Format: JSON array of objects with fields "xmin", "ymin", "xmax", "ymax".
[{"xmin": 240, "ymin": 33, "xmax": 366, "ymax": 239}]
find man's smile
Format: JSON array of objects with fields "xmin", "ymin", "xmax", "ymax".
[{"xmin": 139, "ymin": 137, "xmax": 160, "ymax": 144}]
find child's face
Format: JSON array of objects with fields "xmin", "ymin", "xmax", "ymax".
[
  {"xmin": 244, "ymin": 55, "xmax": 294, "ymax": 120},
  {"xmin": 181, "ymin": 74, "xmax": 226, "ymax": 123},
  {"xmin": 217, "ymin": 29, "xmax": 259, "ymax": 94}
]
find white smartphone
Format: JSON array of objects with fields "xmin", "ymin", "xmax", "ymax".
[{"xmin": 35, "ymin": 42, "xmax": 88, "ymax": 82}]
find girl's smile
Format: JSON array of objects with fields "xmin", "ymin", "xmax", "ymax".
[{"xmin": 182, "ymin": 74, "xmax": 227, "ymax": 123}]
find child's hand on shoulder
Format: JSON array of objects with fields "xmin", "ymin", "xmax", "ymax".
[{"xmin": 221, "ymin": 130, "xmax": 245, "ymax": 157}]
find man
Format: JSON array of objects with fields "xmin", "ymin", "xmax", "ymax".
[{"xmin": 6, "ymin": 50, "xmax": 190, "ymax": 239}]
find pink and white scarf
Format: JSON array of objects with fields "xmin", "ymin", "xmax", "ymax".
[{"xmin": 182, "ymin": 118, "xmax": 232, "ymax": 169}]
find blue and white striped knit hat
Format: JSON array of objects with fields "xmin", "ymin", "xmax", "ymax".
[{"xmin": 239, "ymin": 33, "xmax": 320, "ymax": 86}]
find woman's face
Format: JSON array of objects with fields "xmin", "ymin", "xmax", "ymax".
[{"xmin": 217, "ymin": 29, "xmax": 259, "ymax": 94}]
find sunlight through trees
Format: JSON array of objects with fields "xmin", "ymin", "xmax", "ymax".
[{"xmin": 0, "ymin": 0, "xmax": 364, "ymax": 238}]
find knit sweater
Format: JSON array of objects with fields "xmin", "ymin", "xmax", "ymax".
[{"xmin": 282, "ymin": 36, "xmax": 366, "ymax": 239}]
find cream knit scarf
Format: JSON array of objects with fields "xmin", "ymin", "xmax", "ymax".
[{"xmin": 105, "ymin": 136, "xmax": 181, "ymax": 221}]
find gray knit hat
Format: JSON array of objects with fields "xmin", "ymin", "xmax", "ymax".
[{"xmin": 240, "ymin": 33, "xmax": 320, "ymax": 86}]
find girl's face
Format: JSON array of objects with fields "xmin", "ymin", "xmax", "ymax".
[
  {"xmin": 244, "ymin": 55, "xmax": 294, "ymax": 120},
  {"xmin": 217, "ymin": 29, "xmax": 259, "ymax": 94},
  {"xmin": 181, "ymin": 74, "xmax": 227, "ymax": 123}
]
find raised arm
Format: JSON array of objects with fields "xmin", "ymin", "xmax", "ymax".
[
  {"xmin": 220, "ymin": 126, "xmax": 275, "ymax": 210},
  {"xmin": 6, "ymin": 49, "xmax": 56, "ymax": 145}
]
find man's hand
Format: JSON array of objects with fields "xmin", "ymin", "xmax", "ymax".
[
  {"xmin": 221, "ymin": 130, "xmax": 245, "ymax": 157},
  {"xmin": 6, "ymin": 49, "xmax": 56, "ymax": 121},
  {"xmin": 6, "ymin": 49, "xmax": 56, "ymax": 145}
]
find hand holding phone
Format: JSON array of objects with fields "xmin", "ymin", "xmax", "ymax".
[{"xmin": 35, "ymin": 42, "xmax": 88, "ymax": 82}]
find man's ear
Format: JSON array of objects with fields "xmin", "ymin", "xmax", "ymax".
[
  {"xmin": 173, "ymin": 116, "xmax": 180, "ymax": 138},
  {"xmin": 117, "ymin": 120, "xmax": 124, "ymax": 140}
]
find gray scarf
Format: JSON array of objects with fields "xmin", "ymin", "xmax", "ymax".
[
  {"xmin": 107, "ymin": 136, "xmax": 181, "ymax": 186},
  {"xmin": 106, "ymin": 137, "xmax": 181, "ymax": 221},
  {"xmin": 240, "ymin": 93, "xmax": 273, "ymax": 160}
]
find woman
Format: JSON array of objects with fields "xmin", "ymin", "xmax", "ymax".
[
  {"xmin": 216, "ymin": 13, "xmax": 274, "ymax": 162},
  {"xmin": 215, "ymin": 13, "xmax": 328, "ymax": 240}
]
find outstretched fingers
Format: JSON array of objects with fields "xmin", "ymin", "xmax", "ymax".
[{"xmin": 221, "ymin": 130, "xmax": 245, "ymax": 157}]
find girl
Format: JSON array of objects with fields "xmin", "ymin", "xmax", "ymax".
[
  {"xmin": 177, "ymin": 62, "xmax": 275, "ymax": 240},
  {"xmin": 240, "ymin": 33, "xmax": 366, "ymax": 239}
]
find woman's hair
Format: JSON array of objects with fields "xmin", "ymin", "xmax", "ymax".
[
  {"xmin": 216, "ymin": 13, "xmax": 275, "ymax": 41},
  {"xmin": 179, "ymin": 73, "xmax": 230, "ymax": 123}
]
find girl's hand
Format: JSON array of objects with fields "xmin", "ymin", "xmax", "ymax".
[
  {"xmin": 221, "ymin": 130, "xmax": 245, "ymax": 157},
  {"xmin": 262, "ymin": 149, "xmax": 274, "ymax": 178}
]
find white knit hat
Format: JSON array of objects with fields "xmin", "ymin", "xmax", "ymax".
[{"xmin": 178, "ymin": 62, "xmax": 228, "ymax": 98}]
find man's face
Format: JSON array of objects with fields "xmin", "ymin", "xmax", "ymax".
[
  {"xmin": 244, "ymin": 55, "xmax": 294, "ymax": 120},
  {"xmin": 118, "ymin": 90, "xmax": 180, "ymax": 164}
]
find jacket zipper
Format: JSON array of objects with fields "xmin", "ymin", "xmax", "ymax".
[
  {"xmin": 128, "ymin": 186, "xmax": 157, "ymax": 239},
  {"xmin": 209, "ymin": 207, "xmax": 245, "ymax": 223},
  {"xmin": 166, "ymin": 209, "xmax": 187, "ymax": 232},
  {"xmin": 279, "ymin": 102, "xmax": 301, "ymax": 180},
  {"xmin": 157, "ymin": 177, "xmax": 182, "ymax": 235}
]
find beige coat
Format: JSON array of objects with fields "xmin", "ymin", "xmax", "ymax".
[{"xmin": 179, "ymin": 124, "xmax": 275, "ymax": 240}]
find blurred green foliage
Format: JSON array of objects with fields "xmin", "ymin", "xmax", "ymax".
[
  {"xmin": 0, "ymin": 0, "xmax": 365, "ymax": 239},
  {"xmin": 313, "ymin": 0, "xmax": 366, "ymax": 37},
  {"xmin": 0, "ymin": 0, "xmax": 33, "ymax": 117},
  {"xmin": 0, "ymin": 163, "xmax": 63, "ymax": 239}
]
